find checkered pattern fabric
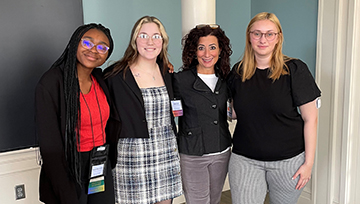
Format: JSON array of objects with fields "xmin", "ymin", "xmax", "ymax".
[{"xmin": 113, "ymin": 86, "xmax": 182, "ymax": 204}]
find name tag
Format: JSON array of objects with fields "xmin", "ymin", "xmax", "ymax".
[
  {"xmin": 88, "ymin": 176, "xmax": 105, "ymax": 194},
  {"xmin": 87, "ymin": 145, "xmax": 109, "ymax": 194},
  {"xmin": 90, "ymin": 164, "xmax": 104, "ymax": 178},
  {"xmin": 171, "ymin": 100, "xmax": 183, "ymax": 117}
]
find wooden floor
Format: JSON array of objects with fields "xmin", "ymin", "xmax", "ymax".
[
  {"xmin": 220, "ymin": 190, "xmax": 232, "ymax": 204},
  {"xmin": 181, "ymin": 190, "xmax": 270, "ymax": 204},
  {"xmin": 220, "ymin": 190, "xmax": 270, "ymax": 204}
]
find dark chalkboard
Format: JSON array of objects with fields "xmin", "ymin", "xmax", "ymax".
[{"xmin": 0, "ymin": 0, "xmax": 83, "ymax": 152}]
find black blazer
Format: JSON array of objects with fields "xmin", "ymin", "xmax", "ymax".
[
  {"xmin": 104, "ymin": 63, "xmax": 176, "ymax": 138},
  {"xmin": 173, "ymin": 68, "xmax": 231, "ymax": 155},
  {"xmin": 35, "ymin": 66, "xmax": 121, "ymax": 204}
]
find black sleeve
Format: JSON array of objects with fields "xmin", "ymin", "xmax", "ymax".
[
  {"xmin": 95, "ymin": 69, "xmax": 122, "ymax": 169},
  {"xmin": 173, "ymin": 73, "xmax": 182, "ymax": 101},
  {"xmin": 171, "ymin": 72, "xmax": 182, "ymax": 136},
  {"xmin": 289, "ymin": 59, "xmax": 321, "ymax": 106},
  {"xmin": 35, "ymin": 81, "xmax": 79, "ymax": 204},
  {"xmin": 226, "ymin": 62, "xmax": 241, "ymax": 98}
]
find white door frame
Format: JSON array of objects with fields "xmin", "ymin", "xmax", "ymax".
[{"xmin": 313, "ymin": 0, "xmax": 360, "ymax": 203}]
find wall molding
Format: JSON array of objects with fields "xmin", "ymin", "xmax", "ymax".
[
  {"xmin": 0, "ymin": 148, "xmax": 40, "ymax": 176},
  {"xmin": 315, "ymin": 0, "xmax": 360, "ymax": 203}
]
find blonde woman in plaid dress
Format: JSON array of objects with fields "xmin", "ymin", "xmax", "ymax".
[{"xmin": 104, "ymin": 16, "xmax": 182, "ymax": 204}]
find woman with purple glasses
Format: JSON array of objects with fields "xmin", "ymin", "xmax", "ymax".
[{"xmin": 35, "ymin": 23, "xmax": 120, "ymax": 204}]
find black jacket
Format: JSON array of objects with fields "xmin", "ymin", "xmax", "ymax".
[
  {"xmin": 104, "ymin": 64, "xmax": 176, "ymax": 138},
  {"xmin": 35, "ymin": 66, "xmax": 121, "ymax": 204},
  {"xmin": 173, "ymin": 68, "xmax": 231, "ymax": 156}
]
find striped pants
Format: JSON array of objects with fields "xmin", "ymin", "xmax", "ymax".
[{"xmin": 228, "ymin": 152, "xmax": 305, "ymax": 204}]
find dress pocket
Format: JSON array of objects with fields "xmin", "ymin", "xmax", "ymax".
[{"xmin": 178, "ymin": 127, "xmax": 203, "ymax": 155}]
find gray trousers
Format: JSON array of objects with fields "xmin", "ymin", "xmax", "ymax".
[
  {"xmin": 180, "ymin": 150, "xmax": 231, "ymax": 204},
  {"xmin": 229, "ymin": 152, "xmax": 305, "ymax": 204}
]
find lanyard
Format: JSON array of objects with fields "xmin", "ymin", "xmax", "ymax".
[{"xmin": 80, "ymin": 76, "xmax": 105, "ymax": 148}]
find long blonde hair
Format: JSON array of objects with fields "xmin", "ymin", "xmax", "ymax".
[
  {"xmin": 236, "ymin": 12, "xmax": 291, "ymax": 82},
  {"xmin": 105, "ymin": 16, "xmax": 170, "ymax": 78}
]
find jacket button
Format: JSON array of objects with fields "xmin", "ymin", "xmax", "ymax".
[
  {"xmin": 142, "ymin": 119, "xmax": 146, "ymax": 123},
  {"xmin": 213, "ymin": 120, "xmax": 218, "ymax": 125},
  {"xmin": 212, "ymin": 104, "xmax": 217, "ymax": 109},
  {"xmin": 215, "ymin": 91, "xmax": 219, "ymax": 95},
  {"xmin": 187, "ymin": 132, "xmax": 192, "ymax": 136}
]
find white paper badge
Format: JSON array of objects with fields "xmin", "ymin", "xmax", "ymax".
[
  {"xmin": 171, "ymin": 100, "xmax": 183, "ymax": 117},
  {"xmin": 90, "ymin": 164, "xmax": 104, "ymax": 178}
]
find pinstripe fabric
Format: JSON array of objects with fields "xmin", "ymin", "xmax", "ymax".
[
  {"xmin": 113, "ymin": 86, "xmax": 182, "ymax": 204},
  {"xmin": 229, "ymin": 152, "xmax": 305, "ymax": 204}
]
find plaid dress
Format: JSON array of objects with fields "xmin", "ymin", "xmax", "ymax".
[{"xmin": 113, "ymin": 86, "xmax": 182, "ymax": 204}]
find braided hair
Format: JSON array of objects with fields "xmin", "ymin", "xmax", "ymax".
[{"xmin": 50, "ymin": 23, "xmax": 113, "ymax": 185}]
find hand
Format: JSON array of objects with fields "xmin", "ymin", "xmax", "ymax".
[
  {"xmin": 292, "ymin": 163, "xmax": 313, "ymax": 190},
  {"xmin": 168, "ymin": 62, "xmax": 174, "ymax": 73}
]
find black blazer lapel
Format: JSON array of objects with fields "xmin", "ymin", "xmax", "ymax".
[
  {"xmin": 191, "ymin": 68, "xmax": 220, "ymax": 103},
  {"xmin": 162, "ymin": 70, "xmax": 174, "ymax": 100},
  {"xmin": 92, "ymin": 68, "xmax": 110, "ymax": 100},
  {"xmin": 123, "ymin": 68, "xmax": 144, "ymax": 107}
]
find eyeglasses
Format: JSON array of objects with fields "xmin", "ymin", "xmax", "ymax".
[
  {"xmin": 249, "ymin": 31, "xmax": 279, "ymax": 41},
  {"xmin": 80, "ymin": 39, "xmax": 109, "ymax": 54},
  {"xmin": 137, "ymin": 33, "xmax": 163, "ymax": 43},
  {"xmin": 196, "ymin": 24, "xmax": 219, "ymax": 29}
]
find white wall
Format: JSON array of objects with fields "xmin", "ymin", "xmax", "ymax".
[{"xmin": 0, "ymin": 148, "xmax": 41, "ymax": 203}]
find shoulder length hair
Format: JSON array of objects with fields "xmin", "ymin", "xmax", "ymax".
[
  {"xmin": 51, "ymin": 23, "xmax": 113, "ymax": 184},
  {"xmin": 182, "ymin": 25, "xmax": 232, "ymax": 79},
  {"xmin": 105, "ymin": 16, "xmax": 170, "ymax": 78},
  {"xmin": 236, "ymin": 12, "xmax": 291, "ymax": 82}
]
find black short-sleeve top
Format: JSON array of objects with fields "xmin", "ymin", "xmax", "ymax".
[{"xmin": 228, "ymin": 59, "xmax": 321, "ymax": 161}]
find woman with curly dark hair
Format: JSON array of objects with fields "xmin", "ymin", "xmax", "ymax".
[{"xmin": 173, "ymin": 24, "xmax": 232, "ymax": 204}]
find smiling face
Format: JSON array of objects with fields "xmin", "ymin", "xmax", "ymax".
[
  {"xmin": 136, "ymin": 22, "xmax": 163, "ymax": 62},
  {"xmin": 249, "ymin": 19, "xmax": 279, "ymax": 60},
  {"xmin": 76, "ymin": 29, "xmax": 110, "ymax": 70},
  {"xmin": 196, "ymin": 35, "xmax": 220, "ymax": 74}
]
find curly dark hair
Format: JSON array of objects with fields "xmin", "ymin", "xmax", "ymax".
[{"xmin": 181, "ymin": 25, "xmax": 232, "ymax": 79}]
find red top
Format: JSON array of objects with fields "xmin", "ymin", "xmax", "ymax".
[{"xmin": 78, "ymin": 76, "xmax": 109, "ymax": 152}]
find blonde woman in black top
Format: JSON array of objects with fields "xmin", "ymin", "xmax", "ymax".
[{"xmin": 227, "ymin": 12, "xmax": 321, "ymax": 204}]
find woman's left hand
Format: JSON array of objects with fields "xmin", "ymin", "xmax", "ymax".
[{"xmin": 292, "ymin": 162, "xmax": 313, "ymax": 190}]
